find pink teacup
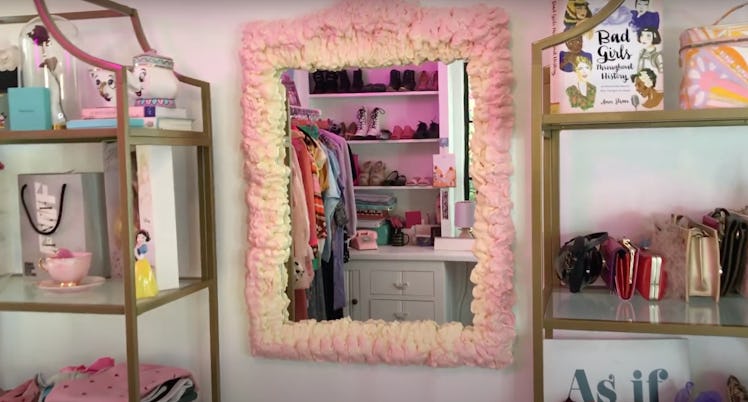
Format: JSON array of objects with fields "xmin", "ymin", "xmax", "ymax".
[{"xmin": 38, "ymin": 251, "xmax": 92, "ymax": 286}]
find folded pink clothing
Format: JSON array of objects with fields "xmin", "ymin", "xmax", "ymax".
[
  {"xmin": 0, "ymin": 378, "xmax": 39, "ymax": 402},
  {"xmin": 45, "ymin": 363, "xmax": 194, "ymax": 402},
  {"xmin": 60, "ymin": 356, "xmax": 115, "ymax": 375}
]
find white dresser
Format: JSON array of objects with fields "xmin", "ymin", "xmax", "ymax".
[{"xmin": 344, "ymin": 245, "xmax": 476, "ymax": 324}]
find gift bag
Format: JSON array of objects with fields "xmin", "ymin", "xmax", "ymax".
[{"xmin": 17, "ymin": 172, "xmax": 110, "ymax": 279}]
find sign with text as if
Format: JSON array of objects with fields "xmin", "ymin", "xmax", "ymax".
[{"xmin": 544, "ymin": 338, "xmax": 691, "ymax": 402}]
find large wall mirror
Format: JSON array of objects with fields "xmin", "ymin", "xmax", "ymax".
[{"xmin": 240, "ymin": 0, "xmax": 516, "ymax": 368}]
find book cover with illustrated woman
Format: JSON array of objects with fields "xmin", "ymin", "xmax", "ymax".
[
  {"xmin": 565, "ymin": 54, "xmax": 596, "ymax": 110},
  {"xmin": 551, "ymin": 0, "xmax": 664, "ymax": 112}
]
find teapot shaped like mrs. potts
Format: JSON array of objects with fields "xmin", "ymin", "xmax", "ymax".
[{"xmin": 127, "ymin": 50, "xmax": 179, "ymax": 108}]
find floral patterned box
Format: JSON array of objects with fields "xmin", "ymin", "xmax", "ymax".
[{"xmin": 549, "ymin": 0, "xmax": 664, "ymax": 113}]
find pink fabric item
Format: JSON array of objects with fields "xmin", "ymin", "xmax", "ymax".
[
  {"xmin": 46, "ymin": 363, "xmax": 194, "ymax": 402},
  {"xmin": 60, "ymin": 356, "xmax": 115, "ymax": 375},
  {"xmin": 0, "ymin": 379, "xmax": 39, "ymax": 402}
]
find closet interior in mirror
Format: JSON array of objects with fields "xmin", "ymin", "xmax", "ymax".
[{"xmin": 282, "ymin": 61, "xmax": 477, "ymax": 325}]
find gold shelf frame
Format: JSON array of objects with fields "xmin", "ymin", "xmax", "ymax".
[
  {"xmin": 0, "ymin": 1, "xmax": 219, "ymax": 401},
  {"xmin": 531, "ymin": 0, "xmax": 748, "ymax": 400}
]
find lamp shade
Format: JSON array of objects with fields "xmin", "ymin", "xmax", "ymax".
[{"xmin": 454, "ymin": 201, "xmax": 475, "ymax": 228}]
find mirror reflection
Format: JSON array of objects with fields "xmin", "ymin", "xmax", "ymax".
[{"xmin": 282, "ymin": 61, "xmax": 476, "ymax": 326}]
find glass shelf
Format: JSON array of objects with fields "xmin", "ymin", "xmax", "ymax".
[
  {"xmin": 0, "ymin": 275, "xmax": 209, "ymax": 315},
  {"xmin": 542, "ymin": 107, "xmax": 748, "ymax": 131},
  {"xmin": 546, "ymin": 288, "xmax": 748, "ymax": 337}
]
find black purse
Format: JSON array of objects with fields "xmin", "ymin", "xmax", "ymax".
[{"xmin": 555, "ymin": 232, "xmax": 608, "ymax": 293}]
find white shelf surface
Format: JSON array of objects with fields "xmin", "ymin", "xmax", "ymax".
[
  {"xmin": 310, "ymin": 91, "xmax": 438, "ymax": 98},
  {"xmin": 349, "ymin": 245, "xmax": 476, "ymax": 262},
  {"xmin": 549, "ymin": 288, "xmax": 748, "ymax": 329},
  {"xmin": 0, "ymin": 275, "xmax": 206, "ymax": 314},
  {"xmin": 354, "ymin": 185, "xmax": 439, "ymax": 190},
  {"xmin": 348, "ymin": 138, "xmax": 439, "ymax": 145}
]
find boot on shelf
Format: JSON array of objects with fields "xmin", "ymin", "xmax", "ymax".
[
  {"xmin": 311, "ymin": 71, "xmax": 326, "ymax": 94},
  {"xmin": 387, "ymin": 69, "xmax": 402, "ymax": 92},
  {"xmin": 414, "ymin": 121, "xmax": 429, "ymax": 139},
  {"xmin": 400, "ymin": 69, "xmax": 416, "ymax": 91},
  {"xmin": 428, "ymin": 121, "xmax": 439, "ymax": 138},
  {"xmin": 338, "ymin": 70, "xmax": 351, "ymax": 93},
  {"xmin": 415, "ymin": 71, "xmax": 430, "ymax": 91},
  {"xmin": 353, "ymin": 106, "xmax": 368, "ymax": 138},
  {"xmin": 352, "ymin": 69, "xmax": 364, "ymax": 93},
  {"xmin": 429, "ymin": 70, "xmax": 439, "ymax": 91},
  {"xmin": 366, "ymin": 107, "xmax": 386, "ymax": 139},
  {"xmin": 324, "ymin": 70, "xmax": 339, "ymax": 93}
]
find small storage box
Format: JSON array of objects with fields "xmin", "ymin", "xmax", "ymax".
[
  {"xmin": 357, "ymin": 218, "xmax": 390, "ymax": 246},
  {"xmin": 679, "ymin": 18, "xmax": 748, "ymax": 109},
  {"xmin": 8, "ymin": 87, "xmax": 51, "ymax": 130}
]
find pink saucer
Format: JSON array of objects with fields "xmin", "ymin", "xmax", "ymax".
[{"xmin": 37, "ymin": 276, "xmax": 105, "ymax": 293}]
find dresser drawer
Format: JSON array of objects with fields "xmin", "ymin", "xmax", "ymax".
[
  {"xmin": 369, "ymin": 299, "xmax": 436, "ymax": 321},
  {"xmin": 370, "ymin": 270, "xmax": 435, "ymax": 297}
]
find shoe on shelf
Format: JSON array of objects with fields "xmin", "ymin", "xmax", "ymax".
[
  {"xmin": 351, "ymin": 69, "xmax": 364, "ymax": 93},
  {"xmin": 391, "ymin": 125, "xmax": 403, "ymax": 140},
  {"xmin": 357, "ymin": 161, "xmax": 373, "ymax": 186},
  {"xmin": 354, "ymin": 106, "xmax": 368, "ymax": 138},
  {"xmin": 387, "ymin": 69, "xmax": 402, "ymax": 92},
  {"xmin": 429, "ymin": 70, "xmax": 438, "ymax": 91},
  {"xmin": 399, "ymin": 69, "xmax": 416, "ymax": 91},
  {"xmin": 401, "ymin": 125, "xmax": 415, "ymax": 139},
  {"xmin": 365, "ymin": 107, "xmax": 386, "ymax": 138},
  {"xmin": 415, "ymin": 71, "xmax": 430, "ymax": 91},
  {"xmin": 414, "ymin": 121, "xmax": 429, "ymax": 139},
  {"xmin": 369, "ymin": 161, "xmax": 387, "ymax": 186},
  {"xmin": 379, "ymin": 129, "xmax": 392, "ymax": 140},
  {"xmin": 383, "ymin": 170, "xmax": 399, "ymax": 186},
  {"xmin": 311, "ymin": 71, "xmax": 326, "ymax": 94},
  {"xmin": 428, "ymin": 121, "xmax": 439, "ymax": 138},
  {"xmin": 324, "ymin": 70, "xmax": 339, "ymax": 93},
  {"xmin": 338, "ymin": 70, "xmax": 351, "ymax": 93}
]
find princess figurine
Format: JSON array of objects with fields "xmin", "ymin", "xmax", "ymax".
[{"xmin": 133, "ymin": 229, "xmax": 158, "ymax": 298}]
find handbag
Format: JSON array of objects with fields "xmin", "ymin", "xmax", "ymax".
[
  {"xmin": 555, "ymin": 232, "xmax": 607, "ymax": 293},
  {"xmin": 635, "ymin": 249, "xmax": 667, "ymax": 301},
  {"xmin": 602, "ymin": 236, "xmax": 639, "ymax": 300},
  {"xmin": 679, "ymin": 217, "xmax": 721, "ymax": 302},
  {"xmin": 703, "ymin": 208, "xmax": 748, "ymax": 296}
]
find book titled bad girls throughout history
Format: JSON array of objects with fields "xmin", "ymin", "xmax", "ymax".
[{"xmin": 550, "ymin": 0, "xmax": 664, "ymax": 113}]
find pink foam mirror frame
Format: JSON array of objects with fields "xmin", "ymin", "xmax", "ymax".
[{"xmin": 240, "ymin": 0, "xmax": 516, "ymax": 368}]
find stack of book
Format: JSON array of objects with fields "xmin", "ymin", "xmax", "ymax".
[{"xmin": 67, "ymin": 106, "xmax": 195, "ymax": 130}]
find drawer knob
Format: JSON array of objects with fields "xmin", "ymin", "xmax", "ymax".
[
  {"xmin": 351, "ymin": 298, "xmax": 358, "ymax": 305},
  {"xmin": 393, "ymin": 281, "xmax": 410, "ymax": 290},
  {"xmin": 394, "ymin": 312, "xmax": 409, "ymax": 320}
]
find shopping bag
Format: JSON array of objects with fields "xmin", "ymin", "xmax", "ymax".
[{"xmin": 18, "ymin": 172, "xmax": 110, "ymax": 279}]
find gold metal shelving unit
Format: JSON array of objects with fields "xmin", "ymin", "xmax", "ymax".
[
  {"xmin": 532, "ymin": 0, "xmax": 748, "ymax": 400},
  {"xmin": 0, "ymin": 1, "xmax": 219, "ymax": 401}
]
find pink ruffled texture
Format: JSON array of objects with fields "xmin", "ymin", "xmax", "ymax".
[{"xmin": 240, "ymin": 0, "xmax": 516, "ymax": 369}]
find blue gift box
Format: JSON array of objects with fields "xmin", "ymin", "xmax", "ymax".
[{"xmin": 8, "ymin": 87, "xmax": 51, "ymax": 131}]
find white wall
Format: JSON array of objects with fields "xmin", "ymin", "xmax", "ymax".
[{"xmin": 2, "ymin": 0, "xmax": 747, "ymax": 401}]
